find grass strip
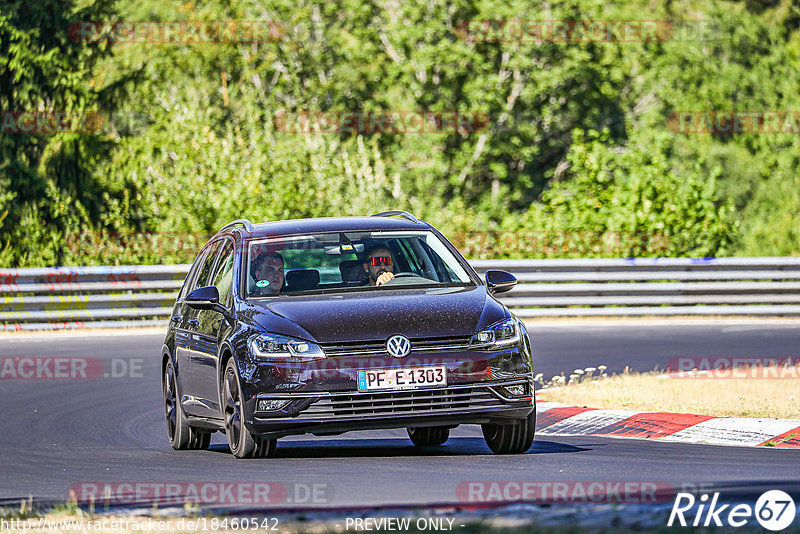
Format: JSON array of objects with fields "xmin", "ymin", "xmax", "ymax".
[{"xmin": 538, "ymin": 367, "xmax": 800, "ymax": 419}]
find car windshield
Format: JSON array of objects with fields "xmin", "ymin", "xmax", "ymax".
[{"xmin": 245, "ymin": 230, "xmax": 474, "ymax": 297}]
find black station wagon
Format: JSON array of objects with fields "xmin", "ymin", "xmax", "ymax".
[{"xmin": 161, "ymin": 211, "xmax": 535, "ymax": 458}]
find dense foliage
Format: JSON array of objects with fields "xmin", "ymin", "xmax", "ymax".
[{"xmin": 1, "ymin": 0, "xmax": 798, "ymax": 266}]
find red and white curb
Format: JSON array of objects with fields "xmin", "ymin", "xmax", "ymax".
[{"xmin": 535, "ymin": 401, "xmax": 800, "ymax": 448}]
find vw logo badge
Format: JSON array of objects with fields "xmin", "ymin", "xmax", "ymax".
[{"xmin": 386, "ymin": 335, "xmax": 411, "ymax": 358}]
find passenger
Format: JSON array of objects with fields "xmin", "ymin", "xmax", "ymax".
[{"xmin": 251, "ymin": 252, "xmax": 285, "ymax": 295}]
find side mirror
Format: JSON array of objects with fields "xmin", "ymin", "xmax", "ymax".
[
  {"xmin": 485, "ymin": 270, "xmax": 517, "ymax": 294},
  {"xmin": 185, "ymin": 285, "xmax": 223, "ymax": 312}
]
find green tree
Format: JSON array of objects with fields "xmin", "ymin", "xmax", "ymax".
[
  {"xmin": 0, "ymin": 0, "xmax": 129, "ymax": 266},
  {"xmin": 4, "ymin": 0, "xmax": 799, "ymax": 265},
  {"xmin": 494, "ymin": 129, "xmax": 737, "ymax": 258}
]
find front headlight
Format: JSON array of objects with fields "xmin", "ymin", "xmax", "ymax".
[
  {"xmin": 248, "ymin": 334, "xmax": 326, "ymax": 362},
  {"xmin": 470, "ymin": 318, "xmax": 521, "ymax": 349}
]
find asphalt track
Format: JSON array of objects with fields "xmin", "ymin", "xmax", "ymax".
[{"xmin": 1, "ymin": 321, "xmax": 799, "ymax": 511}]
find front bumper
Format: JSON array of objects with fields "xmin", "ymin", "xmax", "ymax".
[
  {"xmin": 235, "ymin": 325, "xmax": 535, "ymax": 438},
  {"xmin": 246, "ymin": 379, "xmax": 534, "ymax": 438}
]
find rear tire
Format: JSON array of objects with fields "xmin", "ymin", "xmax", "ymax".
[
  {"xmin": 253, "ymin": 436, "xmax": 277, "ymax": 458},
  {"xmin": 482, "ymin": 409, "xmax": 536, "ymax": 454},
  {"xmin": 163, "ymin": 360, "xmax": 210, "ymax": 450},
  {"xmin": 223, "ymin": 359, "xmax": 277, "ymax": 459},
  {"xmin": 407, "ymin": 426, "xmax": 450, "ymax": 447}
]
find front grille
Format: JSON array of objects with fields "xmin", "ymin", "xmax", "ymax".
[
  {"xmin": 299, "ymin": 385, "xmax": 506, "ymax": 419},
  {"xmin": 319, "ymin": 335, "xmax": 472, "ymax": 357}
]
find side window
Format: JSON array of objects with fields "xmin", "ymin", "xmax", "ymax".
[
  {"xmin": 395, "ymin": 239, "xmax": 423, "ymax": 274},
  {"xmin": 179, "ymin": 247, "xmax": 210, "ymax": 299},
  {"xmin": 210, "ymin": 240, "xmax": 235, "ymax": 307},
  {"xmin": 417, "ymin": 238, "xmax": 456, "ymax": 282},
  {"xmin": 193, "ymin": 241, "xmax": 221, "ymax": 292}
]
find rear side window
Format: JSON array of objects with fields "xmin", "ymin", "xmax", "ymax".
[
  {"xmin": 210, "ymin": 240, "xmax": 235, "ymax": 306},
  {"xmin": 192, "ymin": 241, "xmax": 222, "ymax": 292},
  {"xmin": 179, "ymin": 247, "xmax": 209, "ymax": 299}
]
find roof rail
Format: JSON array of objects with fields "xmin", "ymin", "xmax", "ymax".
[
  {"xmin": 371, "ymin": 210, "xmax": 422, "ymax": 224},
  {"xmin": 219, "ymin": 219, "xmax": 254, "ymax": 233}
]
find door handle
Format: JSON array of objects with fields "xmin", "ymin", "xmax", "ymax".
[
  {"xmin": 187, "ymin": 319, "xmax": 200, "ymax": 328},
  {"xmin": 171, "ymin": 315, "xmax": 182, "ymax": 324}
]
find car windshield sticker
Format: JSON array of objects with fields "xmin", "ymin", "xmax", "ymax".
[{"xmin": 255, "ymin": 280, "xmax": 270, "ymax": 287}]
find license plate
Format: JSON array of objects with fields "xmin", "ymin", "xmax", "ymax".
[{"xmin": 357, "ymin": 366, "xmax": 447, "ymax": 391}]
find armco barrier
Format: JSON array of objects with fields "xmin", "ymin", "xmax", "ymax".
[
  {"xmin": 0, "ymin": 265, "xmax": 189, "ymax": 331},
  {"xmin": 470, "ymin": 257, "xmax": 800, "ymax": 317},
  {"xmin": 2, "ymin": 258, "xmax": 800, "ymax": 330}
]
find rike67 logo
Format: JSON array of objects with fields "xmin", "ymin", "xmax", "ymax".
[{"xmin": 668, "ymin": 490, "xmax": 797, "ymax": 531}]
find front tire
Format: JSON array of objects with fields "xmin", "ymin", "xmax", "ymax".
[
  {"xmin": 163, "ymin": 360, "xmax": 210, "ymax": 450},
  {"xmin": 407, "ymin": 426, "xmax": 450, "ymax": 447},
  {"xmin": 482, "ymin": 409, "xmax": 536, "ymax": 454},
  {"xmin": 223, "ymin": 359, "xmax": 276, "ymax": 459}
]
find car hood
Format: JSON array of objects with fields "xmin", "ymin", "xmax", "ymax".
[{"xmin": 243, "ymin": 285, "xmax": 507, "ymax": 343}]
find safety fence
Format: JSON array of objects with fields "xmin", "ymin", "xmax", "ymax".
[
  {"xmin": 470, "ymin": 257, "xmax": 800, "ymax": 317},
  {"xmin": 2, "ymin": 257, "xmax": 800, "ymax": 330}
]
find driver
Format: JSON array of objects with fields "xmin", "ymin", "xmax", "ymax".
[{"xmin": 362, "ymin": 246, "xmax": 395, "ymax": 286}]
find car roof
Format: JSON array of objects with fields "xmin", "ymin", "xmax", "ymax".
[{"xmin": 223, "ymin": 216, "xmax": 433, "ymax": 240}]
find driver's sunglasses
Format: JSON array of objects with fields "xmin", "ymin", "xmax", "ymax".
[{"xmin": 368, "ymin": 256, "xmax": 393, "ymax": 266}]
